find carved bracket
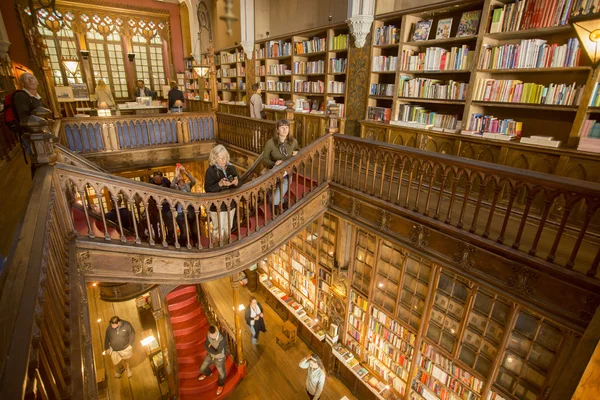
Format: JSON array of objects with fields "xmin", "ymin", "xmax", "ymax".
[
  {"xmin": 506, "ymin": 264, "xmax": 539, "ymax": 297},
  {"xmin": 132, "ymin": 256, "xmax": 154, "ymax": 276},
  {"xmin": 183, "ymin": 260, "xmax": 202, "ymax": 277},
  {"xmin": 410, "ymin": 224, "xmax": 429, "ymax": 249},
  {"xmin": 292, "ymin": 209, "xmax": 305, "ymax": 229},
  {"xmin": 377, "ymin": 208, "xmax": 390, "ymax": 232},
  {"xmin": 260, "ymin": 232, "xmax": 274, "ymax": 252},
  {"xmin": 225, "ymin": 251, "xmax": 241, "ymax": 271},
  {"xmin": 77, "ymin": 251, "xmax": 92, "ymax": 274},
  {"xmin": 452, "ymin": 240, "xmax": 477, "ymax": 271},
  {"xmin": 349, "ymin": 198, "xmax": 361, "ymax": 218}
]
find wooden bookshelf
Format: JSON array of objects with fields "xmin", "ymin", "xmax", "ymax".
[{"xmin": 217, "ymin": 45, "xmax": 247, "ymax": 103}]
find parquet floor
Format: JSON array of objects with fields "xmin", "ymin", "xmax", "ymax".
[
  {"xmin": 203, "ymin": 277, "xmax": 357, "ymax": 400},
  {"xmin": 87, "ymin": 284, "xmax": 169, "ymax": 400}
]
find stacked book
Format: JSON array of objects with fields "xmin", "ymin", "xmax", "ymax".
[
  {"xmin": 255, "ymin": 65, "xmax": 266, "ymax": 76},
  {"xmin": 267, "ymin": 40, "xmax": 292, "ymax": 58},
  {"xmin": 266, "ymin": 81, "xmax": 291, "ymax": 92},
  {"xmin": 580, "ymin": 119, "xmax": 600, "ymax": 138},
  {"xmin": 328, "ymin": 81, "xmax": 345, "ymax": 94},
  {"xmin": 374, "ymin": 24, "xmax": 400, "ymax": 45},
  {"xmin": 329, "ymin": 57, "xmax": 347, "ymax": 73},
  {"xmin": 473, "ymin": 78, "xmax": 583, "ymax": 105},
  {"xmin": 394, "ymin": 104, "xmax": 461, "ymax": 131},
  {"xmin": 221, "ymin": 53, "xmax": 236, "ymax": 64},
  {"xmin": 267, "ymin": 64, "xmax": 292, "ymax": 75},
  {"xmin": 295, "ymin": 37, "xmax": 326, "ymax": 54},
  {"xmin": 488, "ymin": 0, "xmax": 575, "ymax": 33},
  {"xmin": 520, "ymin": 135, "xmax": 562, "ymax": 147},
  {"xmin": 398, "ymin": 77, "xmax": 468, "ymax": 100},
  {"xmin": 329, "ymin": 33, "xmax": 349, "ymax": 50},
  {"xmin": 372, "ymin": 56, "xmax": 398, "ymax": 72},
  {"xmin": 465, "ymin": 113, "xmax": 522, "ymax": 137},
  {"xmin": 401, "ymin": 45, "xmax": 472, "ymax": 71},
  {"xmin": 478, "ymin": 38, "xmax": 581, "ymax": 69},
  {"xmin": 293, "ymin": 60, "xmax": 325, "ymax": 74},
  {"xmin": 294, "ymin": 80, "xmax": 324, "ymax": 93},
  {"xmin": 367, "ymin": 106, "xmax": 392, "ymax": 122},
  {"xmin": 370, "ymin": 83, "xmax": 394, "ymax": 97}
]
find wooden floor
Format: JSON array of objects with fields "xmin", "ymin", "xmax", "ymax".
[
  {"xmin": 203, "ymin": 277, "xmax": 356, "ymax": 400},
  {"xmin": 87, "ymin": 284, "xmax": 169, "ymax": 400},
  {"xmin": 0, "ymin": 149, "xmax": 32, "ymax": 258}
]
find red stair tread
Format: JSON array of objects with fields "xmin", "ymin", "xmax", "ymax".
[
  {"xmin": 179, "ymin": 358, "xmax": 235, "ymax": 394},
  {"xmin": 166, "ymin": 285, "xmax": 197, "ymax": 301},
  {"xmin": 179, "ymin": 367, "xmax": 243, "ymax": 400},
  {"xmin": 169, "ymin": 303, "xmax": 206, "ymax": 321},
  {"xmin": 176, "ymin": 329, "xmax": 209, "ymax": 350},
  {"xmin": 167, "ymin": 292, "xmax": 200, "ymax": 311},
  {"xmin": 172, "ymin": 319, "xmax": 208, "ymax": 337}
]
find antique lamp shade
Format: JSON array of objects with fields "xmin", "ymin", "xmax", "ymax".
[
  {"xmin": 571, "ymin": 13, "xmax": 600, "ymax": 68},
  {"xmin": 194, "ymin": 66, "xmax": 209, "ymax": 78},
  {"xmin": 62, "ymin": 59, "xmax": 79, "ymax": 76}
]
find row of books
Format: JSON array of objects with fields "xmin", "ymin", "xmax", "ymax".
[
  {"xmin": 410, "ymin": 11, "xmax": 481, "ymax": 41},
  {"xmin": 328, "ymin": 81, "xmax": 345, "ymax": 94},
  {"xmin": 414, "ymin": 368, "xmax": 480, "ymax": 400},
  {"xmin": 397, "ymin": 77, "xmax": 468, "ymax": 100},
  {"xmin": 588, "ymin": 82, "xmax": 600, "ymax": 106},
  {"xmin": 368, "ymin": 106, "xmax": 392, "ymax": 123},
  {"xmin": 572, "ymin": 0, "xmax": 600, "ymax": 16},
  {"xmin": 293, "ymin": 60, "xmax": 325, "ymax": 74},
  {"xmin": 467, "ymin": 114, "xmax": 523, "ymax": 137},
  {"xmin": 267, "ymin": 64, "xmax": 292, "ymax": 75},
  {"xmin": 371, "ymin": 308, "xmax": 417, "ymax": 348},
  {"xmin": 374, "ymin": 24, "xmax": 400, "ymax": 45},
  {"xmin": 395, "ymin": 105, "xmax": 461, "ymax": 131},
  {"xmin": 370, "ymin": 83, "xmax": 394, "ymax": 97},
  {"xmin": 365, "ymin": 353, "xmax": 408, "ymax": 395},
  {"xmin": 266, "ymin": 81, "xmax": 291, "ymax": 92},
  {"xmin": 472, "ymin": 78, "xmax": 583, "ymax": 105},
  {"xmin": 266, "ymin": 40, "xmax": 292, "ymax": 58},
  {"xmin": 221, "ymin": 69, "xmax": 237, "ymax": 78},
  {"xmin": 237, "ymin": 66, "xmax": 245, "ymax": 76},
  {"xmin": 255, "ymin": 47, "xmax": 266, "ymax": 59},
  {"xmin": 329, "ymin": 33, "xmax": 349, "ymax": 51},
  {"xmin": 295, "ymin": 37, "xmax": 327, "ymax": 54},
  {"xmin": 220, "ymin": 53, "xmax": 236, "ymax": 64},
  {"xmin": 400, "ymin": 46, "xmax": 473, "ymax": 72},
  {"xmin": 488, "ymin": 0, "xmax": 575, "ymax": 34},
  {"xmin": 294, "ymin": 80, "xmax": 325, "ymax": 93},
  {"xmin": 579, "ymin": 119, "xmax": 600, "ymax": 138},
  {"xmin": 218, "ymin": 82, "xmax": 237, "ymax": 90},
  {"xmin": 372, "ymin": 56, "xmax": 398, "ymax": 72},
  {"xmin": 256, "ymin": 65, "xmax": 266, "ymax": 76},
  {"xmin": 421, "ymin": 343, "xmax": 484, "ymax": 393},
  {"xmin": 330, "ymin": 57, "xmax": 347, "ymax": 73},
  {"xmin": 478, "ymin": 39, "xmax": 581, "ymax": 70}
]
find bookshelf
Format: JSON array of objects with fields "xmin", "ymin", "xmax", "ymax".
[
  {"xmin": 184, "ymin": 56, "xmax": 209, "ymax": 101},
  {"xmin": 358, "ymin": 0, "xmax": 598, "ymax": 150},
  {"xmin": 218, "ymin": 46, "xmax": 247, "ymax": 103},
  {"xmin": 316, "ymin": 214, "xmax": 338, "ymax": 329},
  {"xmin": 347, "ymin": 289, "xmax": 368, "ymax": 356}
]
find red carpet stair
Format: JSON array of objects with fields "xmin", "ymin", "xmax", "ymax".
[{"xmin": 166, "ymin": 285, "xmax": 244, "ymax": 399}]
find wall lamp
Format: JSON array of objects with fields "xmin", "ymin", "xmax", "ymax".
[
  {"xmin": 80, "ymin": 50, "xmax": 90, "ymax": 60},
  {"xmin": 570, "ymin": 11, "xmax": 600, "ymax": 68},
  {"xmin": 128, "ymin": 53, "xmax": 136, "ymax": 62}
]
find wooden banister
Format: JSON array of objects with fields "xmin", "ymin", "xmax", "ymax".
[{"xmin": 216, "ymin": 112, "xmax": 276, "ymax": 154}]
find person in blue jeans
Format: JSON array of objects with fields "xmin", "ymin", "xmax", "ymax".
[
  {"xmin": 261, "ymin": 119, "xmax": 299, "ymax": 210},
  {"xmin": 198, "ymin": 325, "xmax": 227, "ymax": 396}
]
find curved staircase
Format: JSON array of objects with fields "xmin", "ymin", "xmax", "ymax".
[{"xmin": 166, "ymin": 285, "xmax": 244, "ymax": 399}]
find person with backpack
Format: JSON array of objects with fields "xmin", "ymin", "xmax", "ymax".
[{"xmin": 4, "ymin": 72, "xmax": 47, "ymax": 160}]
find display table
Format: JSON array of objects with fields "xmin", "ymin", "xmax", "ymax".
[{"xmin": 118, "ymin": 104, "xmax": 168, "ymax": 115}]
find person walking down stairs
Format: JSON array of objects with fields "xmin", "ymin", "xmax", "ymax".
[
  {"xmin": 198, "ymin": 325, "xmax": 227, "ymax": 396},
  {"xmin": 104, "ymin": 316, "xmax": 135, "ymax": 378}
]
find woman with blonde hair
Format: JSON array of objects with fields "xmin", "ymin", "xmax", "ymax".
[
  {"xmin": 94, "ymin": 80, "xmax": 116, "ymax": 108},
  {"xmin": 204, "ymin": 145, "xmax": 241, "ymax": 242}
]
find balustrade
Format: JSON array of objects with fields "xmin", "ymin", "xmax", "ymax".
[
  {"xmin": 216, "ymin": 113, "xmax": 276, "ymax": 154},
  {"xmin": 333, "ymin": 135, "xmax": 600, "ymax": 278},
  {"xmin": 58, "ymin": 134, "xmax": 330, "ymax": 250},
  {"xmin": 58, "ymin": 112, "xmax": 216, "ymax": 154}
]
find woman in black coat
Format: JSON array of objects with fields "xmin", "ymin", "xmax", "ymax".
[
  {"xmin": 244, "ymin": 296, "xmax": 266, "ymax": 345},
  {"xmin": 204, "ymin": 145, "xmax": 240, "ymax": 240}
]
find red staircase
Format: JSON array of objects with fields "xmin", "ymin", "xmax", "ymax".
[{"xmin": 166, "ymin": 285, "xmax": 244, "ymax": 399}]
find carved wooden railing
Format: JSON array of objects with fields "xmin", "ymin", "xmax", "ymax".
[
  {"xmin": 0, "ymin": 166, "xmax": 92, "ymax": 399},
  {"xmin": 57, "ymin": 134, "xmax": 330, "ymax": 250},
  {"xmin": 216, "ymin": 112, "xmax": 276, "ymax": 155},
  {"xmin": 197, "ymin": 284, "xmax": 238, "ymax": 364},
  {"xmin": 56, "ymin": 143, "xmax": 106, "ymax": 172},
  {"xmin": 333, "ymin": 135, "xmax": 600, "ymax": 278},
  {"xmin": 58, "ymin": 112, "xmax": 216, "ymax": 154},
  {"xmin": 98, "ymin": 283, "xmax": 157, "ymax": 302}
]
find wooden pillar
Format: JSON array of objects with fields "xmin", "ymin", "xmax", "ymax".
[
  {"xmin": 208, "ymin": 41, "xmax": 219, "ymax": 112},
  {"xmin": 285, "ymin": 100, "xmax": 295, "ymax": 139},
  {"xmin": 229, "ymin": 276, "xmax": 245, "ymax": 365},
  {"xmin": 150, "ymin": 289, "xmax": 177, "ymax": 398}
]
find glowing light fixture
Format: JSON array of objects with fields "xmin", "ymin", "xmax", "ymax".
[
  {"xmin": 141, "ymin": 335, "xmax": 156, "ymax": 347},
  {"xmin": 238, "ymin": 304, "xmax": 246, "ymax": 311},
  {"xmin": 194, "ymin": 66, "xmax": 209, "ymax": 78},
  {"xmin": 570, "ymin": 11, "xmax": 600, "ymax": 68},
  {"xmin": 62, "ymin": 59, "xmax": 79, "ymax": 76}
]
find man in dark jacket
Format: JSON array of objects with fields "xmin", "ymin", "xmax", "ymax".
[
  {"xmin": 198, "ymin": 325, "xmax": 227, "ymax": 395},
  {"xmin": 104, "ymin": 316, "xmax": 135, "ymax": 378}
]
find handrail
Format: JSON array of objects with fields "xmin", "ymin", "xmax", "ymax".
[
  {"xmin": 57, "ymin": 134, "xmax": 331, "ymax": 250},
  {"xmin": 333, "ymin": 134, "xmax": 600, "ymax": 278},
  {"xmin": 58, "ymin": 112, "xmax": 216, "ymax": 154},
  {"xmin": 216, "ymin": 112, "xmax": 276, "ymax": 155},
  {"xmin": 0, "ymin": 165, "xmax": 88, "ymax": 398},
  {"xmin": 239, "ymin": 153, "xmax": 265, "ymax": 183},
  {"xmin": 197, "ymin": 284, "xmax": 238, "ymax": 364},
  {"xmin": 56, "ymin": 143, "xmax": 106, "ymax": 172}
]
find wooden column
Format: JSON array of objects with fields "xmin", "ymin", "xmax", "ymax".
[
  {"xmin": 285, "ymin": 100, "xmax": 296, "ymax": 139},
  {"xmin": 208, "ymin": 41, "xmax": 219, "ymax": 112},
  {"xmin": 150, "ymin": 289, "xmax": 177, "ymax": 398},
  {"xmin": 230, "ymin": 276, "xmax": 245, "ymax": 365}
]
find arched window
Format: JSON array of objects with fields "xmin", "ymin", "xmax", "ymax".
[{"xmin": 132, "ymin": 25, "xmax": 166, "ymax": 92}]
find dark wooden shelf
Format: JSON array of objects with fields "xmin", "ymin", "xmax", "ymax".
[
  {"xmin": 484, "ymin": 25, "xmax": 572, "ymax": 40},
  {"xmin": 471, "ymin": 101, "xmax": 578, "ymax": 112}
]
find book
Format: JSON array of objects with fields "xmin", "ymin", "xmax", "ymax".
[
  {"xmin": 412, "ymin": 20, "xmax": 433, "ymax": 41},
  {"xmin": 456, "ymin": 10, "xmax": 481, "ymax": 37},
  {"xmin": 435, "ymin": 18, "xmax": 453, "ymax": 39},
  {"xmin": 489, "ymin": 7, "xmax": 504, "ymax": 33}
]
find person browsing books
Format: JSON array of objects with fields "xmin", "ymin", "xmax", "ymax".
[
  {"xmin": 299, "ymin": 354, "xmax": 326, "ymax": 399},
  {"xmin": 244, "ymin": 296, "xmax": 266, "ymax": 345}
]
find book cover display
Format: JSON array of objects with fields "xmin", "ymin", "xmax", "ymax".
[
  {"xmin": 412, "ymin": 20, "xmax": 433, "ymax": 41},
  {"xmin": 435, "ymin": 18, "xmax": 453, "ymax": 39},
  {"xmin": 456, "ymin": 10, "xmax": 481, "ymax": 37}
]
